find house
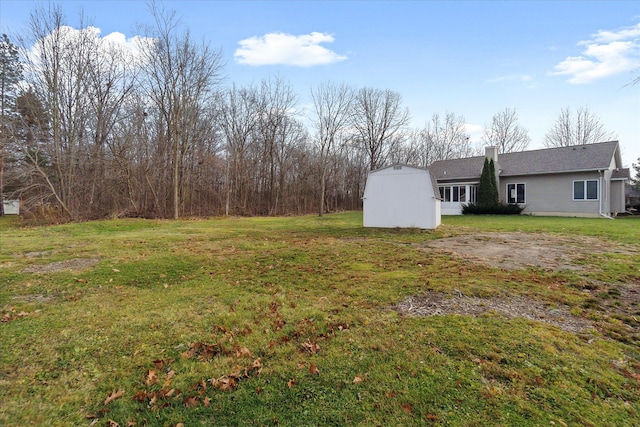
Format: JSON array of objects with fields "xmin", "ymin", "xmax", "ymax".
[
  {"xmin": 363, "ymin": 165, "xmax": 441, "ymax": 229},
  {"xmin": 429, "ymin": 141, "xmax": 629, "ymax": 217}
]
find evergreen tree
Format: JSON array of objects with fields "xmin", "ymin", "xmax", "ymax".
[
  {"xmin": 488, "ymin": 159, "xmax": 499, "ymax": 205},
  {"xmin": 0, "ymin": 34, "xmax": 23, "ymax": 215},
  {"xmin": 478, "ymin": 158, "xmax": 490, "ymax": 206},
  {"xmin": 478, "ymin": 157, "xmax": 499, "ymax": 207}
]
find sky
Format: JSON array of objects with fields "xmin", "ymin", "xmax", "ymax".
[{"xmin": 1, "ymin": 0, "xmax": 639, "ymax": 168}]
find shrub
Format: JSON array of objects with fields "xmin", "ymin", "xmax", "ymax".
[{"xmin": 462, "ymin": 202, "xmax": 524, "ymax": 215}]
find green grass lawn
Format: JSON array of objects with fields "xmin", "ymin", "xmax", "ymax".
[{"xmin": 1, "ymin": 213, "xmax": 639, "ymax": 426}]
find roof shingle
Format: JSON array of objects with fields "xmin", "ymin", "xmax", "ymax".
[{"xmin": 429, "ymin": 141, "xmax": 622, "ymax": 181}]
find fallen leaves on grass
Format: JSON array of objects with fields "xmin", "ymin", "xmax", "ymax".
[
  {"xmin": 144, "ymin": 369, "xmax": 158, "ymax": 386},
  {"xmin": 104, "ymin": 389, "xmax": 124, "ymax": 405},
  {"xmin": 212, "ymin": 376, "xmax": 236, "ymax": 392},
  {"xmin": 309, "ymin": 363, "xmax": 320, "ymax": 375},
  {"xmin": 235, "ymin": 345, "xmax": 252, "ymax": 358},
  {"xmin": 353, "ymin": 375, "xmax": 364, "ymax": 384},
  {"xmin": 126, "ymin": 350, "xmax": 264, "ymax": 414},
  {"xmin": 183, "ymin": 396, "xmax": 199, "ymax": 408},
  {"xmin": 181, "ymin": 341, "xmax": 230, "ymax": 361},
  {"xmin": 425, "ymin": 413, "xmax": 439, "ymax": 421},
  {"xmin": 301, "ymin": 340, "xmax": 320, "ymax": 355},
  {"xmin": 1, "ymin": 306, "xmax": 38, "ymax": 323},
  {"xmin": 327, "ymin": 322, "xmax": 350, "ymax": 333}
]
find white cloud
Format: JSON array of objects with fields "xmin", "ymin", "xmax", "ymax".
[
  {"xmin": 28, "ymin": 25, "xmax": 154, "ymax": 68},
  {"xmin": 590, "ymin": 23, "xmax": 640, "ymax": 43},
  {"xmin": 27, "ymin": 25, "xmax": 154, "ymax": 72},
  {"xmin": 549, "ymin": 22, "xmax": 640, "ymax": 84},
  {"xmin": 234, "ymin": 32, "xmax": 347, "ymax": 67},
  {"xmin": 103, "ymin": 31, "xmax": 146, "ymax": 52}
]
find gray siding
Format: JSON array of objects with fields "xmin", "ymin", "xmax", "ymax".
[
  {"xmin": 500, "ymin": 172, "xmax": 602, "ymax": 217},
  {"xmin": 611, "ymin": 181, "xmax": 625, "ymax": 214},
  {"xmin": 430, "ymin": 141, "xmax": 629, "ymax": 217}
]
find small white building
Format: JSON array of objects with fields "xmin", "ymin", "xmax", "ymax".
[
  {"xmin": 363, "ymin": 165, "xmax": 441, "ymax": 229},
  {"xmin": 2, "ymin": 199, "xmax": 20, "ymax": 215}
]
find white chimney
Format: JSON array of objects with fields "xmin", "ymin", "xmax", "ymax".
[{"xmin": 485, "ymin": 146, "xmax": 498, "ymax": 162}]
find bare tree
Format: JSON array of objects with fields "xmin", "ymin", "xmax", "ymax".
[
  {"xmin": 387, "ymin": 128, "xmax": 421, "ymax": 166},
  {"xmin": 217, "ymin": 84, "xmax": 261, "ymax": 215},
  {"xmin": 0, "ymin": 34, "xmax": 23, "ymax": 216},
  {"xmin": 543, "ymin": 106, "xmax": 615, "ymax": 147},
  {"xmin": 17, "ymin": 4, "xmax": 147, "ymax": 220},
  {"xmin": 420, "ymin": 112, "xmax": 474, "ymax": 164},
  {"xmin": 20, "ymin": 5, "xmax": 98, "ymax": 220},
  {"xmin": 139, "ymin": 3, "xmax": 224, "ymax": 218},
  {"xmin": 83, "ymin": 33, "xmax": 137, "ymax": 216},
  {"xmin": 254, "ymin": 75, "xmax": 298, "ymax": 215},
  {"xmin": 310, "ymin": 81, "xmax": 354, "ymax": 216},
  {"xmin": 351, "ymin": 87, "xmax": 410, "ymax": 170},
  {"xmin": 271, "ymin": 115, "xmax": 308, "ymax": 215},
  {"xmin": 483, "ymin": 107, "xmax": 530, "ymax": 153}
]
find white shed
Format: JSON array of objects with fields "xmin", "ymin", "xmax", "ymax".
[
  {"xmin": 363, "ymin": 165, "xmax": 441, "ymax": 229},
  {"xmin": 2, "ymin": 199, "xmax": 20, "ymax": 215}
]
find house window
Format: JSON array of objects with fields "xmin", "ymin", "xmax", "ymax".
[
  {"xmin": 507, "ymin": 183, "xmax": 525, "ymax": 204},
  {"xmin": 573, "ymin": 180, "xmax": 598, "ymax": 200},
  {"xmin": 439, "ymin": 185, "xmax": 475, "ymax": 203},
  {"xmin": 439, "ymin": 186, "xmax": 453, "ymax": 202},
  {"xmin": 469, "ymin": 186, "xmax": 477, "ymax": 204}
]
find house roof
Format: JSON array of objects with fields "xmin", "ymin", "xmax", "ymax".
[
  {"xmin": 612, "ymin": 168, "xmax": 630, "ymax": 180},
  {"xmin": 429, "ymin": 141, "xmax": 623, "ymax": 181}
]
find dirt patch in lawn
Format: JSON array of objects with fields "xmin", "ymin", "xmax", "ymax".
[
  {"xmin": 393, "ymin": 291, "xmax": 593, "ymax": 333},
  {"xmin": 398, "ymin": 232, "xmax": 640, "ymax": 339},
  {"xmin": 21, "ymin": 258, "xmax": 100, "ymax": 274},
  {"xmin": 421, "ymin": 232, "xmax": 637, "ymax": 271}
]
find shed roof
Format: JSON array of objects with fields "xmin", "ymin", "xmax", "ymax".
[
  {"xmin": 368, "ymin": 164, "xmax": 441, "ymax": 199},
  {"xmin": 429, "ymin": 141, "xmax": 622, "ymax": 181}
]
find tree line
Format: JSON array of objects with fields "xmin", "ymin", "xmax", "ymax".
[{"xmin": 0, "ymin": 4, "xmax": 615, "ymax": 220}]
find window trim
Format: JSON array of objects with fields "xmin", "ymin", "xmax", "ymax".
[
  {"xmin": 438, "ymin": 184, "xmax": 477, "ymax": 204},
  {"xmin": 506, "ymin": 183, "xmax": 526, "ymax": 204},
  {"xmin": 573, "ymin": 179, "xmax": 599, "ymax": 201}
]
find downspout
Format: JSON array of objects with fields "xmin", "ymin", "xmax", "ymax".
[{"xmin": 598, "ymin": 170, "xmax": 613, "ymax": 219}]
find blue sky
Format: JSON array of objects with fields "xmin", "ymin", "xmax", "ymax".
[{"xmin": 1, "ymin": 0, "xmax": 639, "ymax": 167}]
